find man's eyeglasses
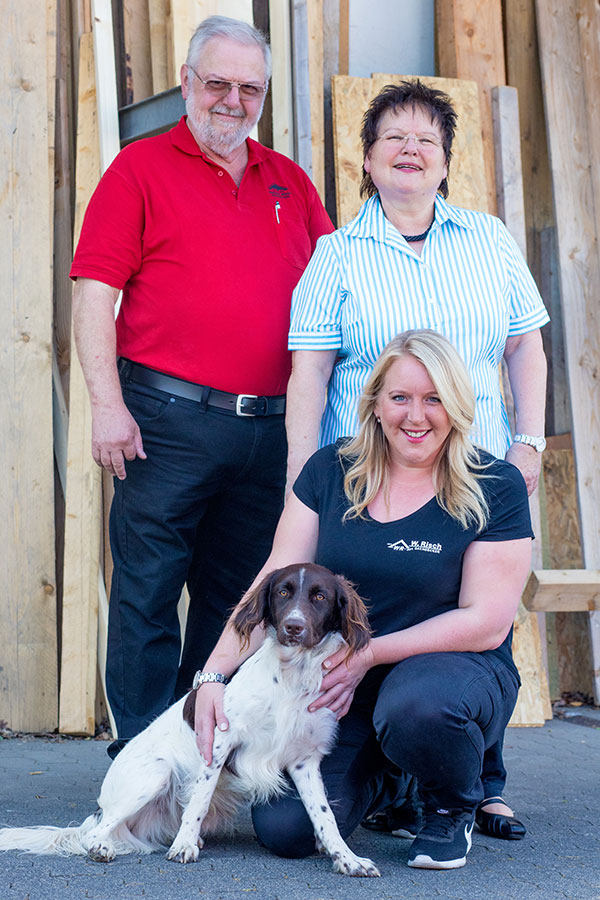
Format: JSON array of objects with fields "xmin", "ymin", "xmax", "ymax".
[{"xmin": 187, "ymin": 65, "xmax": 267, "ymax": 101}]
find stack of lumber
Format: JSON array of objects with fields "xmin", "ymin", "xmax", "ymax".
[{"xmin": 2, "ymin": 0, "xmax": 599, "ymax": 735}]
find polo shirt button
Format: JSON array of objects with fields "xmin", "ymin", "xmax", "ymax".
[
  {"xmin": 428, "ymin": 297, "xmax": 435, "ymax": 305},
  {"xmin": 232, "ymin": 189, "xmax": 237, "ymax": 195},
  {"xmin": 217, "ymin": 170, "xmax": 224, "ymax": 176}
]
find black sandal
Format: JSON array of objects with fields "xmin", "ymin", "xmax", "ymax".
[{"xmin": 475, "ymin": 797, "xmax": 526, "ymax": 840}]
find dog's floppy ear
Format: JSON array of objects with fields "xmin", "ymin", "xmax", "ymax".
[
  {"xmin": 334, "ymin": 574, "xmax": 371, "ymax": 656},
  {"xmin": 230, "ymin": 569, "xmax": 277, "ymax": 648}
]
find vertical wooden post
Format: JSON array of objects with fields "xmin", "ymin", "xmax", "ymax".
[
  {"xmin": 435, "ymin": 0, "xmax": 506, "ymax": 214},
  {"xmin": 536, "ymin": 0, "xmax": 600, "ymax": 702},
  {"xmin": 0, "ymin": 0, "xmax": 58, "ymax": 731}
]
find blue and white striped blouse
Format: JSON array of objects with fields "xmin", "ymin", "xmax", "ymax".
[{"xmin": 288, "ymin": 194, "xmax": 550, "ymax": 458}]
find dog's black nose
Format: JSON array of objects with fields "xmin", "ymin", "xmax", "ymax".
[{"xmin": 283, "ymin": 619, "xmax": 306, "ymax": 639}]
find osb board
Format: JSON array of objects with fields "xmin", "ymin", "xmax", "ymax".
[
  {"xmin": 332, "ymin": 74, "xmax": 488, "ymax": 227},
  {"xmin": 543, "ymin": 444, "xmax": 594, "ymax": 697},
  {"xmin": 0, "ymin": 0, "xmax": 58, "ymax": 732}
]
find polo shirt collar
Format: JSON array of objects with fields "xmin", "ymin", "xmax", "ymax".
[
  {"xmin": 346, "ymin": 193, "xmax": 475, "ymax": 245},
  {"xmin": 169, "ymin": 116, "xmax": 269, "ymax": 166}
]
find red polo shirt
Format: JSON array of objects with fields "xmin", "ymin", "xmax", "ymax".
[{"xmin": 70, "ymin": 117, "xmax": 333, "ymax": 395}]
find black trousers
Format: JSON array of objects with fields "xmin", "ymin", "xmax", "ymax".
[
  {"xmin": 107, "ymin": 375, "xmax": 286, "ymax": 740},
  {"xmin": 252, "ymin": 651, "xmax": 519, "ymax": 858}
]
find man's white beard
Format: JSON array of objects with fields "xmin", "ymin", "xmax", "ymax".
[{"xmin": 187, "ymin": 100, "xmax": 264, "ymax": 156}]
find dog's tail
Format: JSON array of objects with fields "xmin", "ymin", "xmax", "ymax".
[{"xmin": 0, "ymin": 813, "xmax": 97, "ymax": 856}]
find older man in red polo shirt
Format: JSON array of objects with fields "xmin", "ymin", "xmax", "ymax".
[{"xmin": 70, "ymin": 15, "xmax": 333, "ymax": 758}]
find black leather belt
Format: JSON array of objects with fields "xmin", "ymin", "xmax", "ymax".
[{"xmin": 118, "ymin": 359, "xmax": 286, "ymax": 417}]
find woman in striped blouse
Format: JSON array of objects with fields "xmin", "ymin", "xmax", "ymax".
[{"xmin": 285, "ymin": 80, "xmax": 549, "ymax": 841}]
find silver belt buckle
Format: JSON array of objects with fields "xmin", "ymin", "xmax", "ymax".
[{"xmin": 235, "ymin": 393, "xmax": 258, "ymax": 416}]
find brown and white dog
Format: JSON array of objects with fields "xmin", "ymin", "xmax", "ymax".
[{"xmin": 0, "ymin": 563, "xmax": 379, "ymax": 877}]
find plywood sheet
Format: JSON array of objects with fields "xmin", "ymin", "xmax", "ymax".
[
  {"xmin": 0, "ymin": 0, "xmax": 58, "ymax": 731},
  {"xmin": 332, "ymin": 74, "xmax": 487, "ymax": 227}
]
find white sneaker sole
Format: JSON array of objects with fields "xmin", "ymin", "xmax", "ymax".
[{"xmin": 408, "ymin": 853, "xmax": 467, "ymax": 869}]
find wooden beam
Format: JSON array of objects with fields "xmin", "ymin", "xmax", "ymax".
[
  {"xmin": 269, "ymin": 0, "xmax": 294, "ymax": 157},
  {"xmin": 148, "ymin": 0, "xmax": 169, "ymax": 93},
  {"xmin": 0, "ymin": 0, "xmax": 58, "ymax": 731},
  {"xmin": 542, "ymin": 439, "xmax": 594, "ymax": 698},
  {"xmin": 123, "ymin": 0, "xmax": 153, "ymax": 104},
  {"xmin": 59, "ymin": 32, "xmax": 103, "ymax": 736},
  {"xmin": 435, "ymin": 0, "xmax": 506, "ymax": 214},
  {"xmin": 536, "ymin": 0, "xmax": 600, "ymax": 701},
  {"xmin": 524, "ymin": 571, "xmax": 600, "ymax": 613},
  {"xmin": 491, "ymin": 85, "xmax": 527, "ymax": 258},
  {"xmin": 291, "ymin": 0, "xmax": 325, "ymax": 197}
]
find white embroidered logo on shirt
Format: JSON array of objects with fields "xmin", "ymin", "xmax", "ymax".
[{"xmin": 387, "ymin": 539, "xmax": 442, "ymax": 554}]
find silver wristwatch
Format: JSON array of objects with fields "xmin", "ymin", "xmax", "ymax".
[
  {"xmin": 513, "ymin": 433, "xmax": 546, "ymax": 452},
  {"xmin": 192, "ymin": 671, "xmax": 229, "ymax": 690}
]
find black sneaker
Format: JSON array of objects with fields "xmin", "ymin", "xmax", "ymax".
[
  {"xmin": 361, "ymin": 803, "xmax": 423, "ymax": 839},
  {"xmin": 407, "ymin": 808, "xmax": 475, "ymax": 869}
]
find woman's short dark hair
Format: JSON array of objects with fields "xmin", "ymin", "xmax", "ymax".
[{"xmin": 360, "ymin": 79, "xmax": 457, "ymax": 200}]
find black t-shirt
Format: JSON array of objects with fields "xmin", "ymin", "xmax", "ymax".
[{"xmin": 293, "ymin": 442, "xmax": 533, "ymax": 671}]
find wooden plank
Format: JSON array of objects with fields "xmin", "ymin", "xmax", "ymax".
[
  {"xmin": 148, "ymin": 0, "xmax": 169, "ymax": 93},
  {"xmin": 291, "ymin": 0, "xmax": 325, "ymax": 197},
  {"xmin": 332, "ymin": 74, "xmax": 487, "ymax": 226},
  {"xmin": 338, "ymin": 0, "xmax": 349, "ymax": 75},
  {"xmin": 491, "ymin": 85, "xmax": 527, "ymax": 257},
  {"xmin": 490, "ymin": 81, "xmax": 551, "ymax": 722},
  {"xmin": 536, "ymin": 0, "xmax": 600, "ymax": 701},
  {"xmin": 524, "ymin": 571, "xmax": 600, "ymax": 612},
  {"xmin": 543, "ymin": 440, "xmax": 594, "ymax": 698},
  {"xmin": 307, "ymin": 0, "xmax": 325, "ymax": 200},
  {"xmin": 323, "ymin": 0, "xmax": 340, "ymax": 223},
  {"xmin": 0, "ymin": 0, "xmax": 58, "ymax": 731},
  {"xmin": 509, "ymin": 600, "xmax": 547, "ymax": 726},
  {"xmin": 59, "ymin": 31, "xmax": 103, "ymax": 736},
  {"xmin": 435, "ymin": 0, "xmax": 506, "ymax": 214},
  {"xmin": 123, "ymin": 0, "xmax": 153, "ymax": 104},
  {"xmin": 270, "ymin": 0, "xmax": 294, "ymax": 158},
  {"xmin": 503, "ymin": 0, "xmax": 568, "ymax": 437},
  {"xmin": 91, "ymin": 0, "xmax": 120, "ymax": 168}
]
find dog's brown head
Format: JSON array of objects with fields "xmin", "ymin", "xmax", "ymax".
[{"xmin": 231, "ymin": 563, "xmax": 371, "ymax": 656}]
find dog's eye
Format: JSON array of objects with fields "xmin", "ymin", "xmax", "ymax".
[
  {"xmin": 313, "ymin": 592, "xmax": 325, "ymax": 602},
  {"xmin": 278, "ymin": 588, "xmax": 288, "ymax": 597}
]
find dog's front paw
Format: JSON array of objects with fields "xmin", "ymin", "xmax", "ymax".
[
  {"xmin": 166, "ymin": 839, "xmax": 202, "ymax": 864},
  {"xmin": 87, "ymin": 842, "xmax": 116, "ymax": 863},
  {"xmin": 332, "ymin": 852, "xmax": 380, "ymax": 877}
]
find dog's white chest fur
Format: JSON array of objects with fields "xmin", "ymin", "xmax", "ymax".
[{"xmin": 218, "ymin": 632, "xmax": 340, "ymax": 800}]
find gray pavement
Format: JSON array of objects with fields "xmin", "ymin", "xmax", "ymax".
[{"xmin": 1, "ymin": 717, "xmax": 599, "ymax": 900}]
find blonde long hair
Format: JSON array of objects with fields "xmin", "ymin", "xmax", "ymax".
[{"xmin": 339, "ymin": 330, "xmax": 491, "ymax": 530}]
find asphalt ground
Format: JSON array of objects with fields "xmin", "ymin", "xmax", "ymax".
[{"xmin": 1, "ymin": 715, "xmax": 599, "ymax": 900}]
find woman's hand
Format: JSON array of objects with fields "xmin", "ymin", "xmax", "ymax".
[
  {"xmin": 194, "ymin": 683, "xmax": 229, "ymax": 765},
  {"xmin": 308, "ymin": 644, "xmax": 375, "ymax": 719}
]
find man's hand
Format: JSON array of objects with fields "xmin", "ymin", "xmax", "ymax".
[
  {"xmin": 194, "ymin": 683, "xmax": 229, "ymax": 765},
  {"xmin": 505, "ymin": 441, "xmax": 542, "ymax": 496},
  {"xmin": 308, "ymin": 644, "xmax": 374, "ymax": 720},
  {"xmin": 91, "ymin": 400, "xmax": 146, "ymax": 480}
]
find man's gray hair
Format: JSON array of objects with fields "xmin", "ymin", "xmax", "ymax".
[{"xmin": 186, "ymin": 15, "xmax": 272, "ymax": 81}]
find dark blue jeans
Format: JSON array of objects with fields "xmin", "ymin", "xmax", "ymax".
[
  {"xmin": 252, "ymin": 651, "xmax": 519, "ymax": 858},
  {"xmin": 107, "ymin": 376, "xmax": 286, "ymax": 740}
]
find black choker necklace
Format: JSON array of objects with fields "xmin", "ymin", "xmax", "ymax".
[{"xmin": 402, "ymin": 218, "xmax": 434, "ymax": 242}]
